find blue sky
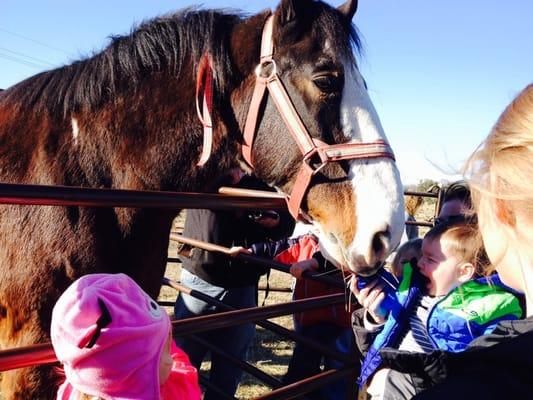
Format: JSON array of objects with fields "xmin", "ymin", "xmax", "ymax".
[{"xmin": 1, "ymin": 0, "xmax": 531, "ymax": 185}]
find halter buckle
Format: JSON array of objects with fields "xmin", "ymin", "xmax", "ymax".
[
  {"xmin": 302, "ymin": 147, "xmax": 329, "ymax": 176},
  {"xmin": 255, "ymin": 59, "xmax": 277, "ymax": 80}
]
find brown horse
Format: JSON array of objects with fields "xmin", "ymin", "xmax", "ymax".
[{"xmin": 0, "ymin": 0, "xmax": 404, "ymax": 397}]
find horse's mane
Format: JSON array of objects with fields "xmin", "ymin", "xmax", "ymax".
[
  {"xmin": 6, "ymin": 8, "xmax": 241, "ymax": 116},
  {"xmin": 5, "ymin": 2, "xmax": 362, "ymax": 117}
]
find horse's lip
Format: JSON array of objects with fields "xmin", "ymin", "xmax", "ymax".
[
  {"xmin": 337, "ymin": 246, "xmax": 385, "ymax": 276},
  {"xmin": 349, "ymin": 261, "xmax": 385, "ymax": 277},
  {"xmin": 355, "ymin": 270, "xmax": 379, "ymax": 278}
]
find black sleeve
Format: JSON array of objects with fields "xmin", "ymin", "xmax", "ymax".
[
  {"xmin": 249, "ymin": 237, "xmax": 294, "ymax": 259},
  {"xmin": 311, "ymin": 251, "xmax": 338, "ymax": 273},
  {"xmin": 351, "ymin": 308, "xmax": 380, "ymax": 357}
]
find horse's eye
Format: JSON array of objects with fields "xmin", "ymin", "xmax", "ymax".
[{"xmin": 312, "ymin": 74, "xmax": 341, "ymax": 93}]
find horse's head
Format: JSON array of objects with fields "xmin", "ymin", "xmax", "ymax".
[{"xmin": 232, "ymin": 0, "xmax": 404, "ymax": 276}]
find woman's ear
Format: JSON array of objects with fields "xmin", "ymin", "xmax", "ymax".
[
  {"xmin": 457, "ymin": 262, "xmax": 475, "ymax": 283},
  {"xmin": 495, "ymin": 198, "xmax": 516, "ymax": 227},
  {"xmin": 490, "ymin": 175, "xmax": 515, "ymax": 227}
]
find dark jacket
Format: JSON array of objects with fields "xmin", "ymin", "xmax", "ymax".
[
  {"xmin": 380, "ymin": 315, "xmax": 533, "ymax": 399},
  {"xmin": 180, "ymin": 175, "xmax": 294, "ymax": 288}
]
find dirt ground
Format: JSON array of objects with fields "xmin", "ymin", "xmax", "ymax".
[{"xmin": 162, "ymin": 265, "xmax": 293, "ymax": 399}]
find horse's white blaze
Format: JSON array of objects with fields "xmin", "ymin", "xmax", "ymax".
[
  {"xmin": 320, "ymin": 61, "xmax": 404, "ymax": 271},
  {"xmin": 71, "ymin": 118, "xmax": 79, "ymax": 145}
]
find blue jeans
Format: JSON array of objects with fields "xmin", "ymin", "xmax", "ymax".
[
  {"xmin": 174, "ymin": 269, "xmax": 256, "ymax": 400},
  {"xmin": 284, "ymin": 322, "xmax": 356, "ymax": 400},
  {"xmin": 323, "ymin": 327, "xmax": 357, "ymax": 400}
]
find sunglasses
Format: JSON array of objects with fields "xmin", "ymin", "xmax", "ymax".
[{"xmin": 434, "ymin": 214, "xmax": 468, "ymax": 226}]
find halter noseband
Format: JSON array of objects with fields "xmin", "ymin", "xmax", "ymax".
[{"xmin": 197, "ymin": 14, "xmax": 396, "ymax": 220}]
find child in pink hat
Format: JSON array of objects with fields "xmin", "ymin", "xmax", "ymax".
[{"xmin": 51, "ymin": 273, "xmax": 201, "ymax": 400}]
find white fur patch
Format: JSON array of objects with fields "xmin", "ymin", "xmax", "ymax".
[
  {"xmin": 71, "ymin": 117, "xmax": 79, "ymax": 146},
  {"xmin": 318, "ymin": 61, "xmax": 405, "ymax": 271}
]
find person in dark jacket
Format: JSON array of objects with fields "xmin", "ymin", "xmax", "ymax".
[
  {"xmin": 173, "ymin": 170, "xmax": 294, "ymax": 400},
  {"xmin": 378, "ymin": 85, "xmax": 533, "ymax": 399}
]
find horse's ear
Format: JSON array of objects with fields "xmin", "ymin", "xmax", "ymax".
[
  {"xmin": 275, "ymin": 0, "xmax": 305, "ymax": 27},
  {"xmin": 274, "ymin": 0, "xmax": 307, "ymax": 35},
  {"xmin": 338, "ymin": 0, "xmax": 358, "ymax": 21},
  {"xmin": 273, "ymin": 0, "xmax": 307, "ymax": 44}
]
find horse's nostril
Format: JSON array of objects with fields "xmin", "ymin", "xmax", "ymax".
[{"xmin": 371, "ymin": 228, "xmax": 391, "ymax": 258}]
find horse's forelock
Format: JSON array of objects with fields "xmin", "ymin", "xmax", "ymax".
[
  {"xmin": 315, "ymin": 3, "xmax": 362, "ymax": 60},
  {"xmin": 274, "ymin": 0, "xmax": 362, "ymax": 63}
]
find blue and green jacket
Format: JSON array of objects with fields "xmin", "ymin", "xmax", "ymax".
[{"xmin": 357, "ymin": 262, "xmax": 524, "ymax": 388}]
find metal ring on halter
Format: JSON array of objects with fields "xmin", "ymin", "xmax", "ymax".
[
  {"xmin": 255, "ymin": 59, "xmax": 278, "ymax": 79},
  {"xmin": 303, "ymin": 149, "xmax": 328, "ymax": 175}
]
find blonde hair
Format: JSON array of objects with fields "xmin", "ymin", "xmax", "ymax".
[
  {"xmin": 464, "ymin": 84, "xmax": 533, "ymax": 224},
  {"xmin": 425, "ymin": 221, "xmax": 489, "ymax": 275},
  {"xmin": 391, "ymin": 238, "xmax": 422, "ymax": 278},
  {"xmin": 405, "ymin": 195, "xmax": 423, "ymax": 216}
]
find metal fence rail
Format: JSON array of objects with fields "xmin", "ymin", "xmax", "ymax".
[
  {"xmin": 0, "ymin": 182, "xmax": 285, "ymax": 210},
  {"xmin": 170, "ymin": 233, "xmax": 346, "ymax": 289}
]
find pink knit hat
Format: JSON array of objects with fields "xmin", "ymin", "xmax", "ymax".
[{"xmin": 51, "ymin": 273, "xmax": 171, "ymax": 400}]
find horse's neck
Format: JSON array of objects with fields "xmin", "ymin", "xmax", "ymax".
[{"xmin": 1, "ymin": 12, "xmax": 269, "ymax": 193}]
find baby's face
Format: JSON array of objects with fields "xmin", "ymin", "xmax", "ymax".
[
  {"xmin": 159, "ymin": 331, "xmax": 173, "ymax": 386},
  {"xmin": 418, "ymin": 238, "xmax": 461, "ymax": 296}
]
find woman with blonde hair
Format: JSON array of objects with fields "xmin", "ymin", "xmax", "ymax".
[{"xmin": 380, "ymin": 84, "xmax": 533, "ymax": 399}]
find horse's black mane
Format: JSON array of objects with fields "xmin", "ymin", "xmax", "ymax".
[
  {"xmin": 7, "ymin": 8, "xmax": 241, "ymax": 115},
  {"xmin": 5, "ymin": 2, "xmax": 361, "ymax": 117}
]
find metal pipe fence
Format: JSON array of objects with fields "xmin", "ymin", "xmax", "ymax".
[
  {"xmin": 0, "ymin": 182, "xmax": 285, "ymax": 210},
  {"xmin": 170, "ymin": 233, "xmax": 346, "ymax": 289}
]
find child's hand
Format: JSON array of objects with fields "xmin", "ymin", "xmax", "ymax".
[
  {"xmin": 349, "ymin": 276, "xmax": 388, "ymax": 324},
  {"xmin": 289, "ymin": 259, "xmax": 319, "ymax": 279},
  {"xmin": 228, "ymin": 246, "xmax": 251, "ymax": 257}
]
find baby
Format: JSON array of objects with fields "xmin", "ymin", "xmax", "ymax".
[{"xmin": 351, "ymin": 220, "xmax": 523, "ymax": 399}]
